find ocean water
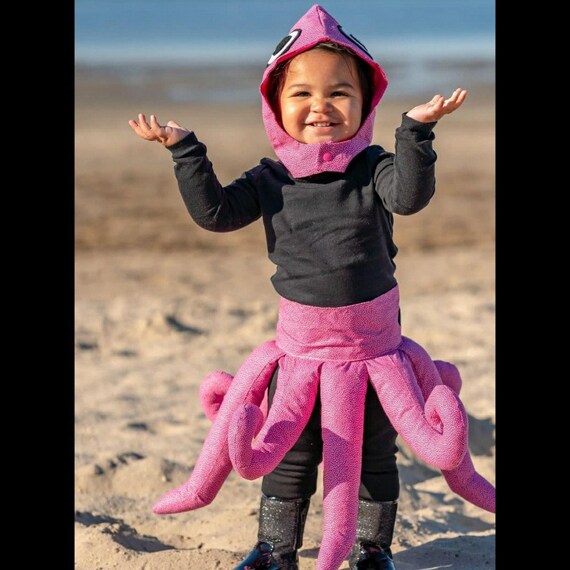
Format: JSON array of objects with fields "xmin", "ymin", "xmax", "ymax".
[{"xmin": 75, "ymin": 0, "xmax": 495, "ymax": 100}]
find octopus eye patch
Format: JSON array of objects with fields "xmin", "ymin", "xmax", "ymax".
[
  {"xmin": 337, "ymin": 25, "xmax": 372, "ymax": 58},
  {"xmin": 267, "ymin": 29, "xmax": 302, "ymax": 65}
]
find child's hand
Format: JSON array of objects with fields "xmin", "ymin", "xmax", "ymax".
[
  {"xmin": 406, "ymin": 88, "xmax": 468, "ymax": 123},
  {"xmin": 128, "ymin": 113, "xmax": 190, "ymax": 147}
]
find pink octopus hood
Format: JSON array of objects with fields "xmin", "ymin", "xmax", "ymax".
[{"xmin": 260, "ymin": 4, "xmax": 388, "ymax": 178}]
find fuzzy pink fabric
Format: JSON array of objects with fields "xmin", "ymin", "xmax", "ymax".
[
  {"xmin": 260, "ymin": 4, "xmax": 388, "ymax": 178},
  {"xmin": 152, "ymin": 341, "xmax": 282, "ymax": 514},
  {"xmin": 200, "ymin": 370, "xmax": 268, "ymax": 422},
  {"xmin": 154, "ymin": 285, "xmax": 495, "ymax": 570}
]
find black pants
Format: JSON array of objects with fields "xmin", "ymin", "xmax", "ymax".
[{"xmin": 261, "ymin": 366, "xmax": 399, "ymax": 502}]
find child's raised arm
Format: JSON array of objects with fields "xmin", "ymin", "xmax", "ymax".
[
  {"xmin": 406, "ymin": 88, "xmax": 468, "ymax": 123},
  {"xmin": 128, "ymin": 113, "xmax": 190, "ymax": 147}
]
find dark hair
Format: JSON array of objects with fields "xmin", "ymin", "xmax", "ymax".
[{"xmin": 268, "ymin": 41, "xmax": 374, "ymax": 124}]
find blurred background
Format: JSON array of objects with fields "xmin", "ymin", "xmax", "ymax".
[
  {"xmin": 75, "ymin": 0, "xmax": 495, "ymax": 253},
  {"xmin": 76, "ymin": 0, "xmax": 494, "ymax": 102},
  {"xmin": 75, "ymin": 2, "xmax": 495, "ymax": 568}
]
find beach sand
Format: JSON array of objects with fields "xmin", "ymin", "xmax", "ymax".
[{"xmin": 75, "ymin": 74, "xmax": 495, "ymax": 569}]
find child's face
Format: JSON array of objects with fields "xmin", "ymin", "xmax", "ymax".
[{"xmin": 279, "ymin": 49, "xmax": 364, "ymax": 145}]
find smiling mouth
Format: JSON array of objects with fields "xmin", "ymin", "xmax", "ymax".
[{"xmin": 308, "ymin": 122, "xmax": 337, "ymax": 127}]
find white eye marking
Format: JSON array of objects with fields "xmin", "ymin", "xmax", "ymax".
[
  {"xmin": 337, "ymin": 25, "xmax": 372, "ymax": 58},
  {"xmin": 267, "ymin": 29, "xmax": 302, "ymax": 66}
]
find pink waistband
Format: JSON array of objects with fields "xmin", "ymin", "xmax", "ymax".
[{"xmin": 275, "ymin": 286, "xmax": 402, "ymax": 361}]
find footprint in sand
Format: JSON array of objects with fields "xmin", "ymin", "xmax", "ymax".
[
  {"xmin": 76, "ymin": 452, "xmax": 191, "ymax": 498},
  {"xmin": 92, "ymin": 451, "xmax": 145, "ymax": 476},
  {"xmin": 75, "ymin": 511, "xmax": 174, "ymax": 552}
]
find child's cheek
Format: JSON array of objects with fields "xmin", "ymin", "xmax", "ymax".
[{"xmin": 280, "ymin": 104, "xmax": 301, "ymax": 139}]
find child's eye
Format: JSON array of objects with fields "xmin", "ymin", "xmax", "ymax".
[
  {"xmin": 331, "ymin": 91, "xmax": 349, "ymax": 97},
  {"xmin": 293, "ymin": 91, "xmax": 310, "ymax": 97}
]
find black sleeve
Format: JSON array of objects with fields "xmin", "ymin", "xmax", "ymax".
[
  {"xmin": 167, "ymin": 132, "xmax": 262, "ymax": 232},
  {"xmin": 374, "ymin": 113, "xmax": 438, "ymax": 216}
]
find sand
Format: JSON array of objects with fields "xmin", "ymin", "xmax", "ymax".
[{"xmin": 75, "ymin": 74, "xmax": 495, "ymax": 569}]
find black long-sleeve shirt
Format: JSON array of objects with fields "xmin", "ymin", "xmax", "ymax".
[{"xmin": 168, "ymin": 114, "xmax": 437, "ymax": 307}]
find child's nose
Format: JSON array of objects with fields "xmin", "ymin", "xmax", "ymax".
[{"xmin": 311, "ymin": 97, "xmax": 332, "ymax": 113}]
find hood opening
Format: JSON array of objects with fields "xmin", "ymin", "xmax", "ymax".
[
  {"xmin": 263, "ymin": 41, "xmax": 377, "ymax": 132},
  {"xmin": 258, "ymin": 4, "xmax": 388, "ymax": 178}
]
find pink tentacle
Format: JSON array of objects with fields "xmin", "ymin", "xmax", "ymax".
[
  {"xmin": 400, "ymin": 337, "xmax": 462, "ymax": 397},
  {"xmin": 403, "ymin": 337, "xmax": 495, "ymax": 512},
  {"xmin": 434, "ymin": 360, "xmax": 462, "ymax": 395},
  {"xmin": 229, "ymin": 356, "xmax": 320, "ymax": 480},
  {"xmin": 367, "ymin": 352, "xmax": 468, "ymax": 471},
  {"xmin": 317, "ymin": 361, "xmax": 368, "ymax": 570},
  {"xmin": 153, "ymin": 340, "xmax": 283, "ymax": 514},
  {"xmin": 200, "ymin": 370, "xmax": 269, "ymax": 422},
  {"xmin": 443, "ymin": 454, "xmax": 496, "ymax": 513},
  {"xmin": 200, "ymin": 371, "xmax": 234, "ymax": 421},
  {"xmin": 398, "ymin": 336, "xmax": 443, "ymax": 397}
]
